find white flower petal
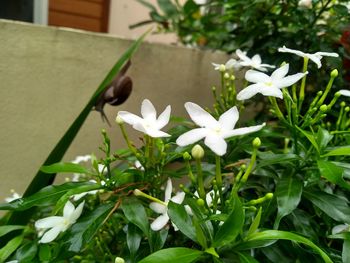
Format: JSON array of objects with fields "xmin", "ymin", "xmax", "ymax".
[
  {"xmin": 118, "ymin": 111, "xmax": 143, "ymax": 126},
  {"xmin": 271, "ymin": 64, "xmax": 289, "ymax": 80},
  {"xmin": 278, "ymin": 46, "xmax": 306, "ymax": 57},
  {"xmin": 245, "ymin": 70, "xmax": 270, "ymax": 84},
  {"xmin": 258, "ymin": 86, "xmax": 284, "ymax": 99},
  {"xmin": 151, "ymin": 214, "xmax": 169, "ymax": 231},
  {"xmin": 63, "ymin": 201, "xmax": 75, "ymax": 219},
  {"xmin": 252, "ymin": 54, "xmax": 262, "ymax": 65},
  {"xmin": 332, "ymin": 224, "xmax": 349, "ymax": 235},
  {"xmin": 222, "ymin": 123, "xmax": 265, "ymax": 138},
  {"xmin": 171, "ymin": 192, "xmax": 185, "ymax": 204},
  {"xmin": 39, "ymin": 226, "xmax": 62, "ymax": 243},
  {"xmin": 165, "ymin": 178, "xmax": 173, "ymax": 202},
  {"xmin": 69, "ymin": 201, "xmax": 85, "ymax": 223},
  {"xmin": 276, "ymin": 72, "xmax": 307, "ymax": 88},
  {"xmin": 176, "ymin": 128, "xmax": 208, "ymax": 146},
  {"xmin": 184, "ymin": 102, "xmax": 218, "ymax": 128},
  {"xmin": 218, "ymin": 106, "xmax": 239, "ymax": 130},
  {"xmin": 339, "ymin": 89, "xmax": 350, "ymax": 97},
  {"xmin": 315, "ymin": 51, "xmax": 339, "ymax": 58},
  {"xmin": 133, "ymin": 122, "xmax": 170, "ymax": 138},
  {"xmin": 141, "ymin": 99, "xmax": 157, "ymax": 121},
  {"xmin": 204, "ymin": 134, "xmax": 227, "ymax": 156},
  {"xmin": 35, "ymin": 216, "xmax": 65, "ymax": 229},
  {"xmin": 156, "ymin": 105, "xmax": 171, "ymax": 129},
  {"xmin": 150, "ymin": 202, "xmax": 167, "ymax": 214},
  {"xmin": 307, "ymin": 55, "xmax": 322, "ymax": 68},
  {"xmin": 237, "ymin": 83, "xmax": 265, "ymax": 100}
]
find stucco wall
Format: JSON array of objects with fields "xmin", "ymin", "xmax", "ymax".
[{"xmin": 0, "ymin": 19, "xmax": 229, "ymax": 201}]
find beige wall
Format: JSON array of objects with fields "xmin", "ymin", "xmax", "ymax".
[
  {"xmin": 108, "ymin": 0, "xmax": 184, "ymax": 44},
  {"xmin": 0, "ymin": 19, "xmax": 229, "ymax": 201}
]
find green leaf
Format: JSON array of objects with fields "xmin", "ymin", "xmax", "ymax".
[
  {"xmin": 127, "ymin": 223, "xmax": 142, "ymax": 262},
  {"xmin": 212, "ymin": 195, "xmax": 244, "ymax": 247},
  {"xmin": 304, "ymin": 190, "xmax": 350, "ymax": 224},
  {"xmin": 7, "ymin": 30, "xmax": 149, "ymax": 226},
  {"xmin": 245, "ymin": 230, "xmax": 332, "ymax": 263},
  {"xmin": 0, "ymin": 235, "xmax": 24, "ymax": 262},
  {"xmin": 343, "ymin": 239, "xmax": 350, "ymax": 263},
  {"xmin": 64, "ymin": 202, "xmax": 114, "ymax": 252},
  {"xmin": 0, "ymin": 225, "xmax": 25, "ymax": 237},
  {"xmin": 53, "ymin": 183, "xmax": 102, "ymax": 214},
  {"xmin": 296, "ymin": 126, "xmax": 320, "ymax": 154},
  {"xmin": 193, "ymin": 217, "xmax": 207, "ymax": 249},
  {"xmin": 256, "ymin": 153, "xmax": 299, "ymax": 169},
  {"xmin": 317, "ymin": 128, "xmax": 333, "ymax": 151},
  {"xmin": 121, "ymin": 197, "xmax": 150, "ymax": 236},
  {"xmin": 238, "ymin": 252, "xmax": 260, "ymax": 263},
  {"xmin": 15, "ymin": 242, "xmax": 38, "ymax": 262},
  {"xmin": 274, "ymin": 175, "xmax": 303, "ymax": 228},
  {"xmin": 157, "ymin": 0, "xmax": 178, "ymax": 17},
  {"xmin": 38, "ymin": 244, "xmax": 51, "ymax": 262},
  {"xmin": 40, "ymin": 162, "xmax": 91, "ymax": 175},
  {"xmin": 168, "ymin": 201, "xmax": 197, "ymax": 243},
  {"xmin": 138, "ymin": 248, "xmax": 204, "ymax": 263},
  {"xmin": 317, "ymin": 160, "xmax": 350, "ymax": 190},
  {"xmin": 247, "ymin": 207, "xmax": 262, "ymax": 238},
  {"xmin": 322, "ymin": 146, "xmax": 350, "ymax": 157},
  {"xmin": 0, "ymin": 182, "xmax": 95, "ymax": 211}
]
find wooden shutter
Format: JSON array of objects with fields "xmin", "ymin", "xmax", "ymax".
[{"xmin": 48, "ymin": 0, "xmax": 110, "ymax": 33}]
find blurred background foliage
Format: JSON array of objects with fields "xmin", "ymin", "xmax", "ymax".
[{"xmin": 133, "ymin": 0, "xmax": 350, "ymax": 87}]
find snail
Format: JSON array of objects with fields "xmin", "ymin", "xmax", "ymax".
[{"xmin": 94, "ymin": 60, "xmax": 133, "ymax": 125}]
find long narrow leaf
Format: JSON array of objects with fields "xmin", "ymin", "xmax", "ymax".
[{"xmin": 6, "ymin": 30, "xmax": 149, "ymax": 226}]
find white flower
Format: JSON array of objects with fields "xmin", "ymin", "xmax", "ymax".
[
  {"xmin": 237, "ymin": 64, "xmax": 307, "ymax": 100},
  {"xmin": 298, "ymin": 0, "xmax": 312, "ymax": 8},
  {"xmin": 71, "ymin": 154, "xmax": 91, "ymax": 164},
  {"xmin": 278, "ymin": 46, "xmax": 339, "ymax": 68},
  {"xmin": 5, "ymin": 190, "xmax": 21, "ymax": 203},
  {"xmin": 212, "ymin": 58, "xmax": 241, "ymax": 71},
  {"xmin": 35, "ymin": 201, "xmax": 85, "ymax": 243},
  {"xmin": 176, "ymin": 103, "xmax": 265, "ymax": 156},
  {"xmin": 339, "ymin": 90, "xmax": 350, "ymax": 97},
  {"xmin": 236, "ymin": 49, "xmax": 275, "ymax": 72},
  {"xmin": 332, "ymin": 224, "xmax": 349, "ymax": 235},
  {"xmin": 149, "ymin": 178, "xmax": 185, "ymax": 231},
  {"xmin": 118, "ymin": 99, "xmax": 171, "ymax": 138},
  {"xmin": 194, "ymin": 0, "xmax": 207, "ymax": 4},
  {"xmin": 134, "ymin": 160, "xmax": 145, "ymax": 171}
]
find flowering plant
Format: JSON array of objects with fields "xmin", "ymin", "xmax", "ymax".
[{"xmin": 1, "ymin": 43, "xmax": 350, "ymax": 263}]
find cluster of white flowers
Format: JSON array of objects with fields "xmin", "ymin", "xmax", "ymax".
[{"xmin": 118, "ymin": 99, "xmax": 265, "ymax": 156}]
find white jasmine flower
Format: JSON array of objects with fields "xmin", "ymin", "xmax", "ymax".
[
  {"xmin": 176, "ymin": 103, "xmax": 265, "ymax": 156},
  {"xmin": 339, "ymin": 90, "xmax": 350, "ymax": 97},
  {"xmin": 237, "ymin": 64, "xmax": 307, "ymax": 100},
  {"xmin": 35, "ymin": 201, "xmax": 85, "ymax": 243},
  {"xmin": 236, "ymin": 49, "xmax": 275, "ymax": 72},
  {"xmin": 5, "ymin": 189, "xmax": 21, "ymax": 203},
  {"xmin": 298, "ymin": 0, "xmax": 312, "ymax": 8},
  {"xmin": 134, "ymin": 160, "xmax": 145, "ymax": 171},
  {"xmin": 212, "ymin": 58, "xmax": 241, "ymax": 71},
  {"xmin": 332, "ymin": 224, "xmax": 349, "ymax": 235},
  {"xmin": 150, "ymin": 178, "xmax": 185, "ymax": 231},
  {"xmin": 118, "ymin": 99, "xmax": 171, "ymax": 138},
  {"xmin": 71, "ymin": 154, "xmax": 91, "ymax": 164},
  {"xmin": 278, "ymin": 46, "xmax": 339, "ymax": 68}
]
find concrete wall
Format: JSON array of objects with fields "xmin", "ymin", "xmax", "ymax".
[
  {"xmin": 108, "ymin": 0, "xmax": 183, "ymax": 44},
  {"xmin": 0, "ymin": 19, "xmax": 229, "ymax": 201}
]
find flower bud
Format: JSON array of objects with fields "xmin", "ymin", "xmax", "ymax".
[
  {"xmin": 265, "ymin": 193, "xmax": 274, "ymax": 200},
  {"xmin": 224, "ymin": 73, "xmax": 230, "ymax": 79},
  {"xmin": 331, "ymin": 69, "xmax": 338, "ymax": 78},
  {"xmin": 212, "ymin": 86, "xmax": 217, "ymax": 92},
  {"xmin": 219, "ymin": 64, "xmax": 226, "ymax": 72},
  {"xmin": 341, "ymin": 101, "xmax": 346, "ymax": 107},
  {"xmin": 197, "ymin": 198, "xmax": 205, "ymax": 207},
  {"xmin": 252, "ymin": 137, "xmax": 261, "ymax": 148},
  {"xmin": 116, "ymin": 115, "xmax": 124, "ymax": 124},
  {"xmin": 133, "ymin": 189, "xmax": 142, "ymax": 196},
  {"xmin": 335, "ymin": 91, "xmax": 341, "ymax": 98},
  {"xmin": 230, "ymin": 75, "xmax": 236, "ymax": 81},
  {"xmin": 240, "ymin": 164, "xmax": 246, "ymax": 170},
  {"xmin": 191, "ymin": 144, "xmax": 205, "ymax": 160},
  {"xmin": 115, "ymin": 257, "xmax": 125, "ymax": 263},
  {"xmin": 183, "ymin": 152, "xmax": 192, "ymax": 161},
  {"xmin": 317, "ymin": 91, "xmax": 323, "ymax": 96},
  {"xmin": 345, "ymin": 106, "xmax": 350, "ymax": 112},
  {"xmin": 320, "ymin": 104, "xmax": 328, "ymax": 113}
]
